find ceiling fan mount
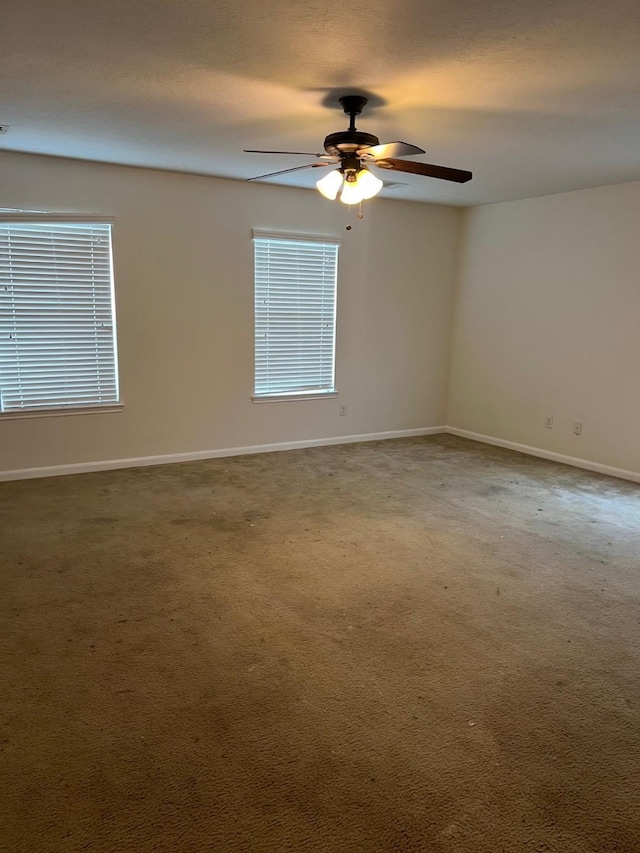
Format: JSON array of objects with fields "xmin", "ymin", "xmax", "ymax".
[{"xmin": 338, "ymin": 94, "xmax": 368, "ymax": 118}]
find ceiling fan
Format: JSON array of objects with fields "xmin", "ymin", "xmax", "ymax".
[{"xmin": 244, "ymin": 95, "xmax": 472, "ymax": 205}]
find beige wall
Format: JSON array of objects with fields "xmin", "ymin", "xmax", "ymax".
[
  {"xmin": 0, "ymin": 152, "xmax": 460, "ymax": 473},
  {"xmin": 448, "ymin": 181, "xmax": 640, "ymax": 474}
]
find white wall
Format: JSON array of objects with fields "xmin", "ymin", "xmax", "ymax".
[
  {"xmin": 0, "ymin": 152, "xmax": 460, "ymax": 474},
  {"xmin": 448, "ymin": 181, "xmax": 640, "ymax": 475}
]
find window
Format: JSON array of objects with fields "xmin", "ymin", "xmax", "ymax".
[
  {"xmin": 253, "ymin": 231, "xmax": 340, "ymax": 400},
  {"xmin": 0, "ymin": 219, "xmax": 120, "ymax": 415}
]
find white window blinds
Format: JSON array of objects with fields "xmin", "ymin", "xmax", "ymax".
[
  {"xmin": 254, "ymin": 234, "xmax": 339, "ymax": 397},
  {"xmin": 0, "ymin": 221, "xmax": 119, "ymax": 413}
]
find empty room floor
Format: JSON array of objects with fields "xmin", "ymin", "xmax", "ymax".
[{"xmin": 1, "ymin": 435, "xmax": 639, "ymax": 852}]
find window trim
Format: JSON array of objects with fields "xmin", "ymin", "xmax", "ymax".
[
  {"xmin": 0, "ymin": 213, "xmax": 115, "ymax": 224},
  {"xmin": 0, "ymin": 214, "xmax": 122, "ymax": 419},
  {"xmin": 252, "ymin": 228, "xmax": 343, "ymax": 245},
  {"xmin": 252, "ymin": 390, "xmax": 338, "ymax": 404},
  {"xmin": 252, "ymin": 229, "xmax": 341, "ymax": 402},
  {"xmin": 0, "ymin": 403, "xmax": 124, "ymax": 421}
]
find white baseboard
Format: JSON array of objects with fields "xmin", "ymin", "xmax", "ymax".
[
  {"xmin": 445, "ymin": 426, "xmax": 640, "ymax": 484},
  {"xmin": 0, "ymin": 426, "xmax": 445, "ymax": 482},
  {"xmin": 4, "ymin": 425, "xmax": 638, "ymax": 484}
]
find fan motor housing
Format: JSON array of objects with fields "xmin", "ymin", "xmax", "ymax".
[{"xmin": 323, "ymin": 130, "xmax": 379, "ymax": 157}]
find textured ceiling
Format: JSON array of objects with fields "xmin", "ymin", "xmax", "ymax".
[{"xmin": 1, "ymin": 0, "xmax": 640, "ymax": 205}]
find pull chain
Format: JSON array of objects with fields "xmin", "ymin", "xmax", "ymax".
[{"xmin": 345, "ymin": 202, "xmax": 365, "ymax": 231}]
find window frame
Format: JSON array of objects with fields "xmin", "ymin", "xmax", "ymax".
[
  {"xmin": 252, "ymin": 229, "xmax": 341, "ymax": 403},
  {"xmin": 0, "ymin": 214, "xmax": 123, "ymax": 420}
]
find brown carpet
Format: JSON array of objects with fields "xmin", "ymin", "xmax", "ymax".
[{"xmin": 1, "ymin": 435, "xmax": 639, "ymax": 852}]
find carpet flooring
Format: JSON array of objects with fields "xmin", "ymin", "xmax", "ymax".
[{"xmin": 1, "ymin": 435, "xmax": 639, "ymax": 852}]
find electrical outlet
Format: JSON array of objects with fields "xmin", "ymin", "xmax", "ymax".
[
  {"xmin": 545, "ymin": 415, "xmax": 554, "ymax": 429},
  {"xmin": 339, "ymin": 403, "xmax": 348, "ymax": 416},
  {"xmin": 573, "ymin": 421, "xmax": 583, "ymax": 435}
]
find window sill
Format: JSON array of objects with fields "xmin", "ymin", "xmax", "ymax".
[
  {"xmin": 0, "ymin": 403, "xmax": 124, "ymax": 421},
  {"xmin": 252, "ymin": 391, "xmax": 338, "ymax": 404}
]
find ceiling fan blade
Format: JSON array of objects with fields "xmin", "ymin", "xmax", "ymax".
[
  {"xmin": 374, "ymin": 158, "xmax": 472, "ymax": 183},
  {"xmin": 244, "ymin": 149, "xmax": 325, "ymax": 157},
  {"xmin": 358, "ymin": 141, "xmax": 426, "ymax": 159},
  {"xmin": 247, "ymin": 163, "xmax": 330, "ymax": 181}
]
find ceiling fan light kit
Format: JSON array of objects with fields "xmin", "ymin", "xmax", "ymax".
[
  {"xmin": 316, "ymin": 164, "xmax": 384, "ymax": 204},
  {"xmin": 244, "ymin": 94, "xmax": 472, "ymax": 215}
]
